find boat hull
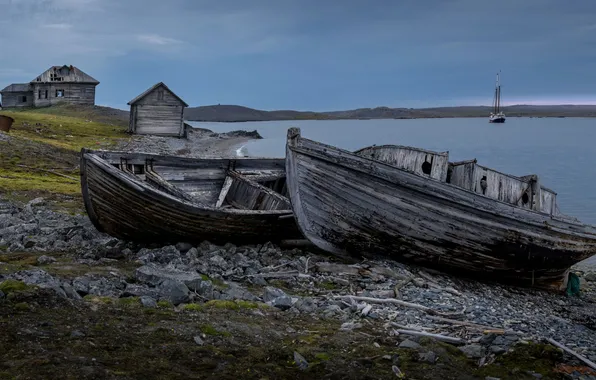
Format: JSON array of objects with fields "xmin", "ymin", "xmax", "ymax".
[
  {"xmin": 285, "ymin": 128, "xmax": 596, "ymax": 289},
  {"xmin": 489, "ymin": 117, "xmax": 506, "ymax": 123},
  {"xmin": 81, "ymin": 150, "xmax": 302, "ymax": 245}
]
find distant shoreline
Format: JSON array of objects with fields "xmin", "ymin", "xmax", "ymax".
[{"xmin": 184, "ymin": 104, "xmax": 596, "ymax": 123}]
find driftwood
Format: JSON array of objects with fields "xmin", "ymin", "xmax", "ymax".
[
  {"xmin": 333, "ymin": 295, "xmax": 464, "ymax": 317},
  {"xmin": 315, "ymin": 263, "xmax": 361, "ymax": 276},
  {"xmin": 427, "ymin": 316, "xmax": 505, "ymax": 331},
  {"xmin": 546, "ymin": 338, "xmax": 596, "ymax": 370},
  {"xmin": 391, "ymin": 327, "xmax": 467, "ymax": 345},
  {"xmin": 17, "ymin": 164, "xmax": 78, "ymax": 181}
]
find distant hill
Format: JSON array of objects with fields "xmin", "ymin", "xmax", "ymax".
[{"xmin": 184, "ymin": 104, "xmax": 596, "ymax": 122}]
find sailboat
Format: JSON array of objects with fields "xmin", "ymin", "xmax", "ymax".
[{"xmin": 489, "ymin": 72, "xmax": 506, "ymax": 123}]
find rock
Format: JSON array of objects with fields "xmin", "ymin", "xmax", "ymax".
[
  {"xmin": 62, "ymin": 283, "xmax": 82, "ymax": 300},
  {"xmin": 293, "ymin": 297, "xmax": 317, "ymax": 313},
  {"xmin": 419, "ymin": 351, "xmax": 437, "ymax": 364},
  {"xmin": 340, "ymin": 322, "xmax": 363, "ymax": 331},
  {"xmin": 459, "ymin": 344, "xmax": 485, "ymax": 359},
  {"xmin": 121, "ymin": 283, "xmax": 160, "ymax": 299},
  {"xmin": 262, "ymin": 286, "xmax": 287, "ymax": 303},
  {"xmin": 135, "ymin": 265, "xmax": 203, "ymax": 287},
  {"xmin": 489, "ymin": 345, "xmax": 507, "ymax": 355},
  {"xmin": 37, "ymin": 255, "xmax": 57, "ymax": 265},
  {"xmin": 485, "ymin": 377, "xmax": 501, "ymax": 380},
  {"xmin": 193, "ymin": 335, "xmax": 204, "ymax": 346},
  {"xmin": 584, "ymin": 272, "xmax": 596, "ymax": 282},
  {"xmin": 70, "ymin": 330, "xmax": 86, "ymax": 338},
  {"xmin": 399, "ymin": 339, "xmax": 421, "ymax": 350},
  {"xmin": 140, "ymin": 296, "xmax": 157, "ymax": 308},
  {"xmin": 271, "ymin": 295, "xmax": 294, "ymax": 311},
  {"xmin": 158, "ymin": 279, "xmax": 190, "ymax": 305},
  {"xmin": 0, "ymin": 290, "xmax": 4, "ymax": 299},
  {"xmin": 293, "ymin": 351, "xmax": 309, "ymax": 371},
  {"xmin": 186, "ymin": 278, "xmax": 214, "ymax": 299},
  {"xmin": 220, "ymin": 284, "xmax": 258, "ymax": 301},
  {"xmin": 175, "ymin": 242, "xmax": 193, "ymax": 253}
]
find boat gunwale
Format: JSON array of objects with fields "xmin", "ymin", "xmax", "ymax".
[{"xmin": 354, "ymin": 144, "xmax": 449, "ymax": 157}]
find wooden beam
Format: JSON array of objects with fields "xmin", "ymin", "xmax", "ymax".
[{"xmin": 215, "ymin": 176, "xmax": 234, "ymax": 208}]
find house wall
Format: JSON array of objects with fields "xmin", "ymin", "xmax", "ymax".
[
  {"xmin": 129, "ymin": 87, "xmax": 185, "ymax": 137},
  {"xmin": 0, "ymin": 91, "xmax": 33, "ymax": 108},
  {"xmin": 32, "ymin": 83, "xmax": 96, "ymax": 107}
]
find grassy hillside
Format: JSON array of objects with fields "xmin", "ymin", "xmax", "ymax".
[{"xmin": 0, "ymin": 104, "xmax": 129, "ymax": 210}]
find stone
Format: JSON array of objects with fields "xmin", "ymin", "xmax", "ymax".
[
  {"xmin": 419, "ymin": 351, "xmax": 437, "ymax": 364},
  {"xmin": 399, "ymin": 339, "xmax": 421, "ymax": 350},
  {"xmin": 193, "ymin": 336, "xmax": 204, "ymax": 346},
  {"xmin": 62, "ymin": 283, "xmax": 82, "ymax": 300},
  {"xmin": 135, "ymin": 265, "xmax": 203, "ymax": 287},
  {"xmin": 584, "ymin": 272, "xmax": 596, "ymax": 282},
  {"xmin": 121, "ymin": 283, "xmax": 161, "ymax": 299},
  {"xmin": 270, "ymin": 295, "xmax": 294, "ymax": 311},
  {"xmin": 293, "ymin": 297, "xmax": 317, "ymax": 313},
  {"xmin": 175, "ymin": 242, "xmax": 193, "ymax": 253},
  {"xmin": 140, "ymin": 296, "xmax": 157, "ymax": 308},
  {"xmin": 459, "ymin": 344, "xmax": 485, "ymax": 359},
  {"xmin": 70, "ymin": 330, "xmax": 86, "ymax": 338},
  {"xmin": 263, "ymin": 287, "xmax": 288, "ymax": 303},
  {"xmin": 158, "ymin": 279, "xmax": 190, "ymax": 306},
  {"xmin": 186, "ymin": 279, "xmax": 214, "ymax": 299},
  {"xmin": 37, "ymin": 255, "xmax": 57, "ymax": 265},
  {"xmin": 0, "ymin": 290, "xmax": 4, "ymax": 299},
  {"xmin": 489, "ymin": 345, "xmax": 507, "ymax": 355}
]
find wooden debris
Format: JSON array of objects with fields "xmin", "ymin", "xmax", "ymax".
[
  {"xmin": 315, "ymin": 262, "xmax": 361, "ymax": 276},
  {"xmin": 546, "ymin": 338, "xmax": 596, "ymax": 370},
  {"xmin": 427, "ymin": 316, "xmax": 503, "ymax": 331},
  {"xmin": 391, "ymin": 327, "xmax": 467, "ymax": 345},
  {"xmin": 333, "ymin": 295, "xmax": 464, "ymax": 317}
]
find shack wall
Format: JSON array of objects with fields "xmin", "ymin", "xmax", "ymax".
[
  {"xmin": 0, "ymin": 91, "xmax": 33, "ymax": 108},
  {"xmin": 32, "ymin": 83, "xmax": 96, "ymax": 107},
  {"xmin": 129, "ymin": 86, "xmax": 185, "ymax": 137}
]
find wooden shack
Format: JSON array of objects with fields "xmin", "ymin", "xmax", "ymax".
[
  {"xmin": 1, "ymin": 65, "xmax": 99, "ymax": 108},
  {"xmin": 127, "ymin": 82, "xmax": 189, "ymax": 138}
]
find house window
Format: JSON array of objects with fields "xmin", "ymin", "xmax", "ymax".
[
  {"xmin": 38, "ymin": 90, "xmax": 42, "ymax": 99},
  {"xmin": 45, "ymin": 90, "xmax": 48, "ymax": 99},
  {"xmin": 157, "ymin": 88, "xmax": 164, "ymax": 101},
  {"xmin": 19, "ymin": 95, "xmax": 27, "ymax": 103},
  {"xmin": 56, "ymin": 89, "xmax": 64, "ymax": 97}
]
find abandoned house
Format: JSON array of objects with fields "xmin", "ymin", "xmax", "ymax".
[
  {"xmin": 127, "ymin": 82, "xmax": 189, "ymax": 138},
  {"xmin": 0, "ymin": 65, "xmax": 99, "ymax": 109}
]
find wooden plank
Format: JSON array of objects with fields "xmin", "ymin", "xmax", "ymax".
[{"xmin": 215, "ymin": 176, "xmax": 234, "ymax": 208}]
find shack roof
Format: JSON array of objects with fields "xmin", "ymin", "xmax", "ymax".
[
  {"xmin": 127, "ymin": 82, "xmax": 189, "ymax": 107},
  {"xmin": 1, "ymin": 83, "xmax": 32, "ymax": 93}
]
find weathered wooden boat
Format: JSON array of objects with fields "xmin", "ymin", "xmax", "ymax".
[
  {"xmin": 80, "ymin": 149, "xmax": 302, "ymax": 245},
  {"xmin": 285, "ymin": 128, "xmax": 596, "ymax": 289}
]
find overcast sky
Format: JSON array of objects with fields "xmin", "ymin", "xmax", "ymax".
[{"xmin": 1, "ymin": 0, "xmax": 596, "ymax": 110}]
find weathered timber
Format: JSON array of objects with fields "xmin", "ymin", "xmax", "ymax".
[
  {"xmin": 127, "ymin": 82, "xmax": 188, "ymax": 138},
  {"xmin": 390, "ymin": 327, "xmax": 467, "ymax": 345},
  {"xmin": 80, "ymin": 149, "xmax": 302, "ymax": 245},
  {"xmin": 546, "ymin": 338, "xmax": 596, "ymax": 370},
  {"xmin": 285, "ymin": 127, "xmax": 596, "ymax": 289}
]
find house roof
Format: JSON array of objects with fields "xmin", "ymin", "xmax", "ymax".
[
  {"xmin": 127, "ymin": 82, "xmax": 189, "ymax": 107},
  {"xmin": 1, "ymin": 83, "xmax": 32, "ymax": 93},
  {"xmin": 31, "ymin": 65, "xmax": 100, "ymax": 84}
]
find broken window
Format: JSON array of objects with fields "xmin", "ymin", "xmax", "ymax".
[
  {"xmin": 157, "ymin": 88, "xmax": 164, "ymax": 101},
  {"xmin": 19, "ymin": 95, "xmax": 27, "ymax": 103},
  {"xmin": 44, "ymin": 90, "xmax": 48, "ymax": 99},
  {"xmin": 38, "ymin": 90, "xmax": 42, "ymax": 99},
  {"xmin": 56, "ymin": 89, "xmax": 64, "ymax": 97}
]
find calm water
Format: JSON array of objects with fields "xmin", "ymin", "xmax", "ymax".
[{"xmin": 188, "ymin": 117, "xmax": 596, "ymax": 225}]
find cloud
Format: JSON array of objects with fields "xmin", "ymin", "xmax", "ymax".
[
  {"xmin": 137, "ymin": 34, "xmax": 183, "ymax": 46},
  {"xmin": 41, "ymin": 23, "xmax": 72, "ymax": 29}
]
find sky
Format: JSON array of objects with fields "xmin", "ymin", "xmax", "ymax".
[{"xmin": 1, "ymin": 0, "xmax": 596, "ymax": 111}]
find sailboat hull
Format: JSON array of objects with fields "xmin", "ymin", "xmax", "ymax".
[{"xmin": 489, "ymin": 117, "xmax": 506, "ymax": 123}]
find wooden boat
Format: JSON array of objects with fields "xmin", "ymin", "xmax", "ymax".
[
  {"xmin": 285, "ymin": 128, "xmax": 596, "ymax": 289},
  {"xmin": 80, "ymin": 149, "xmax": 302, "ymax": 245}
]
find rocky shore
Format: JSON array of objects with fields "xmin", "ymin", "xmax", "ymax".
[
  {"xmin": 2, "ymin": 196, "xmax": 596, "ymax": 379},
  {"xmin": 115, "ymin": 127, "xmax": 263, "ymax": 158}
]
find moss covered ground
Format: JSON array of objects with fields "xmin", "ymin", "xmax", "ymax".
[{"xmin": 0, "ymin": 104, "xmax": 128, "ymax": 211}]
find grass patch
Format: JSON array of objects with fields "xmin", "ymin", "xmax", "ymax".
[
  {"xmin": 0, "ymin": 105, "xmax": 128, "ymax": 199},
  {"xmin": 183, "ymin": 303, "xmax": 204, "ymax": 312},
  {"xmin": 0, "ymin": 279, "xmax": 33, "ymax": 294},
  {"xmin": 157, "ymin": 300, "xmax": 173, "ymax": 308},
  {"xmin": 200, "ymin": 324, "xmax": 231, "ymax": 337},
  {"xmin": 204, "ymin": 300, "xmax": 267, "ymax": 311}
]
